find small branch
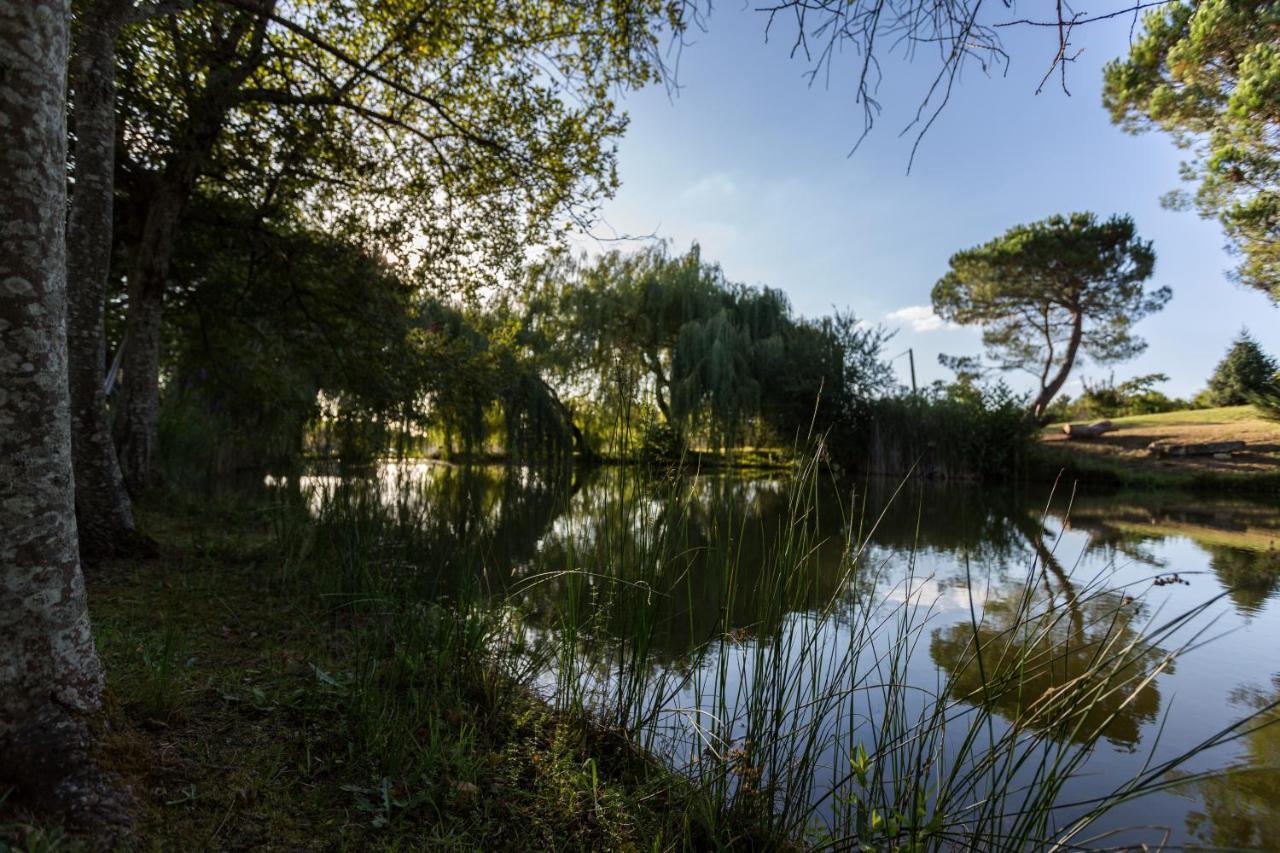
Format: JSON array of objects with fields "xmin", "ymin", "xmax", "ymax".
[
  {"xmin": 995, "ymin": 1, "xmax": 1174, "ymax": 29},
  {"xmin": 215, "ymin": 0, "xmax": 508, "ymax": 155}
]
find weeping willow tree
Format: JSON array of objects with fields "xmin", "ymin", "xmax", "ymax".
[
  {"xmin": 523, "ymin": 243, "xmax": 893, "ymax": 453},
  {"xmin": 159, "ymin": 194, "xmax": 422, "ymax": 475},
  {"xmin": 163, "ymin": 210, "xmax": 888, "ymax": 468},
  {"xmin": 670, "ymin": 284, "xmax": 795, "ymax": 447},
  {"xmin": 409, "ymin": 304, "xmax": 587, "ymax": 463}
]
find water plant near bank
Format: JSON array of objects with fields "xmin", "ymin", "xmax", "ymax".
[{"xmin": 265, "ymin": 455, "xmax": 1274, "ymax": 849}]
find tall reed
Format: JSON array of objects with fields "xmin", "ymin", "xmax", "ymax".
[{"xmin": 265, "ymin": 457, "xmax": 1275, "ymax": 849}]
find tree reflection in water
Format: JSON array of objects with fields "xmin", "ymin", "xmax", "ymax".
[
  {"xmin": 1181, "ymin": 677, "xmax": 1280, "ymax": 849},
  {"xmin": 277, "ymin": 463, "xmax": 1280, "ymax": 845},
  {"xmin": 1059, "ymin": 494, "xmax": 1280, "ymax": 618},
  {"xmin": 928, "ymin": 580, "xmax": 1166, "ymax": 749}
]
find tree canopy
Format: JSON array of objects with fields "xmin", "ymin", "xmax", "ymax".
[
  {"xmin": 1103, "ymin": 1, "xmax": 1280, "ymax": 302},
  {"xmin": 115, "ymin": 0, "xmax": 688, "ymax": 285},
  {"xmin": 156, "ymin": 191, "xmax": 591, "ymax": 470},
  {"xmin": 932, "ymin": 212, "xmax": 1167, "ymax": 423}
]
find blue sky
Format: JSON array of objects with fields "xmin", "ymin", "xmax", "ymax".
[{"xmin": 577, "ymin": 3, "xmax": 1279, "ymax": 398}]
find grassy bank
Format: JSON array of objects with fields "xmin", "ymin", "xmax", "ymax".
[
  {"xmin": 408, "ymin": 446, "xmax": 795, "ymax": 472},
  {"xmin": 1, "ymin": 498, "xmax": 738, "ymax": 852},
  {"xmin": 1036, "ymin": 405, "xmax": 1280, "ymax": 492}
]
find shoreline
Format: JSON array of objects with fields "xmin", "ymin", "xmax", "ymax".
[{"xmin": 295, "ymin": 444, "xmax": 1280, "ymax": 496}]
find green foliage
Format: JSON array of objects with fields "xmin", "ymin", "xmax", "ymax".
[
  {"xmin": 1103, "ymin": 1, "xmax": 1280, "ymax": 301},
  {"xmin": 1052, "ymin": 373, "xmax": 1189, "ymax": 420},
  {"xmin": 156, "ymin": 194, "xmax": 584, "ymax": 469},
  {"xmin": 637, "ymin": 420, "xmax": 685, "ymax": 466},
  {"xmin": 0, "ymin": 823, "xmax": 71, "ymax": 853},
  {"xmin": 1205, "ymin": 330, "xmax": 1280, "ymax": 406},
  {"xmin": 933, "ymin": 212, "xmax": 1167, "ymax": 422},
  {"xmin": 116, "ymin": 0, "xmax": 688, "ymax": 290},
  {"xmin": 1249, "ymin": 381, "xmax": 1280, "ymax": 422},
  {"xmin": 160, "ymin": 195, "xmax": 417, "ymax": 471},
  {"xmin": 524, "ymin": 244, "xmax": 893, "ymax": 453},
  {"xmin": 852, "ymin": 384, "xmax": 1037, "ymax": 481},
  {"xmin": 936, "ymin": 353, "xmax": 989, "ymax": 405},
  {"xmin": 107, "ymin": 0, "xmax": 698, "ymax": 476}
]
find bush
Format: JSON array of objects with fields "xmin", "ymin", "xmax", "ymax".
[
  {"xmin": 848, "ymin": 384, "xmax": 1035, "ymax": 481},
  {"xmin": 638, "ymin": 420, "xmax": 686, "ymax": 466},
  {"xmin": 1053, "ymin": 373, "xmax": 1187, "ymax": 420}
]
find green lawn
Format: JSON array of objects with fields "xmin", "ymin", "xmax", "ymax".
[
  {"xmin": 1036, "ymin": 405, "xmax": 1280, "ymax": 492},
  {"xmin": 1046, "ymin": 404, "xmax": 1265, "ymax": 433}
]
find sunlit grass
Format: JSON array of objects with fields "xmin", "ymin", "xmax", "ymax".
[{"xmin": 1045, "ymin": 404, "xmax": 1270, "ymax": 431}]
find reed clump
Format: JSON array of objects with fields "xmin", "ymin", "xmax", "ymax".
[{"xmin": 261, "ymin": 454, "xmax": 1272, "ymax": 850}]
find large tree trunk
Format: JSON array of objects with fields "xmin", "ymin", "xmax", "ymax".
[
  {"xmin": 1030, "ymin": 311, "xmax": 1083, "ymax": 425},
  {"xmin": 67, "ymin": 0, "xmax": 142, "ymax": 555},
  {"xmin": 0, "ymin": 0, "xmax": 125, "ymax": 827}
]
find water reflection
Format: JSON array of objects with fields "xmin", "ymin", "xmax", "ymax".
[
  {"xmin": 277, "ymin": 462, "xmax": 1280, "ymax": 845},
  {"xmin": 519, "ymin": 471, "xmax": 850, "ymax": 661},
  {"xmin": 1181, "ymin": 677, "xmax": 1280, "ymax": 849},
  {"xmin": 1062, "ymin": 494, "xmax": 1280, "ymax": 615},
  {"xmin": 928, "ymin": 583, "xmax": 1165, "ymax": 749}
]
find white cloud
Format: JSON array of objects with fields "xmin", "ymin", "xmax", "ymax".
[
  {"xmin": 886, "ymin": 305, "xmax": 959, "ymax": 333},
  {"xmin": 680, "ymin": 173, "xmax": 737, "ymax": 201}
]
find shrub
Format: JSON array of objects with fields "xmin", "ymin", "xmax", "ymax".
[
  {"xmin": 848, "ymin": 384, "xmax": 1036, "ymax": 481},
  {"xmin": 638, "ymin": 420, "xmax": 686, "ymax": 466},
  {"xmin": 1077, "ymin": 373, "xmax": 1186, "ymax": 418}
]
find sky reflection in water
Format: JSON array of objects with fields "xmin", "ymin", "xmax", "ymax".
[{"xmin": 278, "ymin": 463, "xmax": 1280, "ymax": 847}]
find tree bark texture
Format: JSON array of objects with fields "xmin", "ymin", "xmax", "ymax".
[
  {"xmin": 66, "ymin": 0, "xmax": 139, "ymax": 556},
  {"xmin": 0, "ymin": 0, "xmax": 123, "ymax": 825}
]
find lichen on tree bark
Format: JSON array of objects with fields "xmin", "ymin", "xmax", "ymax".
[{"xmin": 0, "ymin": 0, "xmax": 124, "ymax": 827}]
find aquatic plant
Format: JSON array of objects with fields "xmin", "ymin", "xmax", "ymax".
[{"xmin": 268, "ymin": 458, "xmax": 1274, "ymax": 849}]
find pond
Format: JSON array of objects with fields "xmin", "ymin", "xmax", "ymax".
[{"xmin": 285, "ymin": 461, "xmax": 1280, "ymax": 848}]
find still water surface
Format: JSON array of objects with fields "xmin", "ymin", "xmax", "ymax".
[{"xmin": 292, "ymin": 462, "xmax": 1280, "ymax": 848}]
